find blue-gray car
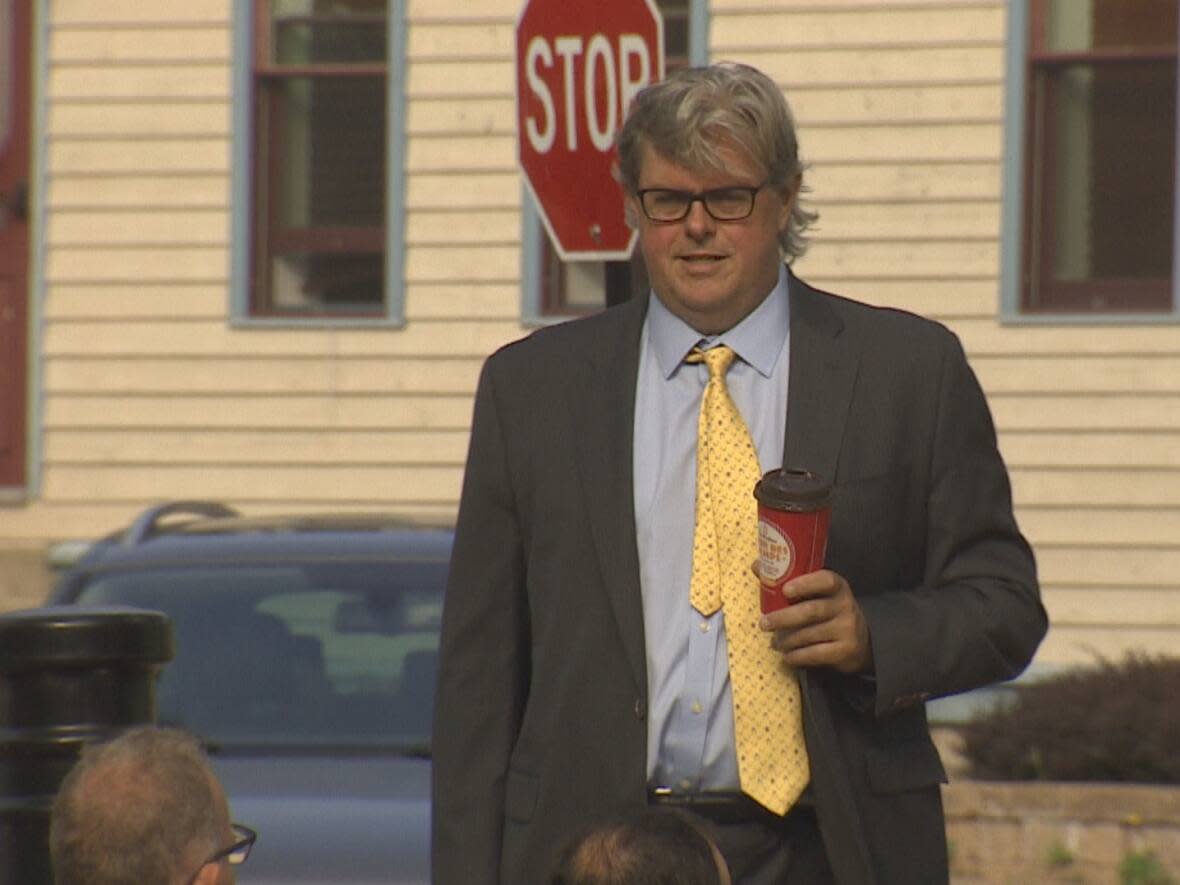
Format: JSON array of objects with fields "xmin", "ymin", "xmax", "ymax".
[{"xmin": 48, "ymin": 501, "xmax": 448, "ymax": 884}]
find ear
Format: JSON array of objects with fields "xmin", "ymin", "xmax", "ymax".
[
  {"xmin": 623, "ymin": 191, "xmax": 641, "ymax": 230},
  {"xmin": 191, "ymin": 861, "xmax": 222, "ymax": 885},
  {"xmin": 777, "ymin": 173, "xmax": 802, "ymax": 229}
]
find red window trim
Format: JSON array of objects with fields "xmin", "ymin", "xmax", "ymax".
[{"xmin": 1021, "ymin": 0, "xmax": 1177, "ymax": 314}]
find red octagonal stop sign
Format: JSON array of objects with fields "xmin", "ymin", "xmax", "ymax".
[{"xmin": 516, "ymin": 0, "xmax": 664, "ymax": 260}]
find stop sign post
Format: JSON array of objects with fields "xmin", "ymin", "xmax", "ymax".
[{"xmin": 516, "ymin": 0, "xmax": 664, "ymax": 260}]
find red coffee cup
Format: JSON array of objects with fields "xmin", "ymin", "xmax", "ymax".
[{"xmin": 753, "ymin": 468, "xmax": 832, "ymax": 613}]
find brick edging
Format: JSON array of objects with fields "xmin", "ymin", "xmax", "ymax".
[{"xmin": 943, "ymin": 781, "xmax": 1180, "ymax": 884}]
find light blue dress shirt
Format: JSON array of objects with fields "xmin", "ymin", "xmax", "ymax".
[{"xmin": 633, "ymin": 266, "xmax": 792, "ymax": 791}]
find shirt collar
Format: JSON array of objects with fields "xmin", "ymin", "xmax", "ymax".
[{"xmin": 647, "ymin": 264, "xmax": 791, "ymax": 380}]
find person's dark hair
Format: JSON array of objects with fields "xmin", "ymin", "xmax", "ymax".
[
  {"xmin": 615, "ymin": 61, "xmax": 818, "ymax": 261},
  {"xmin": 550, "ymin": 806, "xmax": 726, "ymax": 885},
  {"xmin": 50, "ymin": 726, "xmax": 226, "ymax": 885}
]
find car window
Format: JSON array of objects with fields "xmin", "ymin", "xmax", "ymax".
[{"xmin": 74, "ymin": 561, "xmax": 445, "ymax": 753}]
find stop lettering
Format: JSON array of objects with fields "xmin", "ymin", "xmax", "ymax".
[{"xmin": 522, "ymin": 33, "xmax": 653, "ymax": 154}]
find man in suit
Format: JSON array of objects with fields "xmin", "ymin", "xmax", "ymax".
[{"xmin": 433, "ymin": 62, "xmax": 1046, "ymax": 884}]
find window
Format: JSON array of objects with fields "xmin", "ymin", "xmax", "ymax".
[
  {"xmin": 524, "ymin": 0, "xmax": 696, "ymax": 320},
  {"xmin": 246, "ymin": 1, "xmax": 398, "ymax": 319},
  {"xmin": 1019, "ymin": 0, "xmax": 1177, "ymax": 314},
  {"xmin": 78, "ymin": 562, "xmax": 445, "ymax": 748}
]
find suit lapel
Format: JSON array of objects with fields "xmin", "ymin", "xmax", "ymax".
[
  {"xmin": 783, "ymin": 275, "xmax": 859, "ymax": 482},
  {"xmin": 786, "ymin": 276, "xmax": 877, "ymax": 882},
  {"xmin": 569, "ymin": 298, "xmax": 650, "ymax": 693}
]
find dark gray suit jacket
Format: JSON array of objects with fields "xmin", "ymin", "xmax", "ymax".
[{"xmin": 432, "ymin": 274, "xmax": 1046, "ymax": 884}]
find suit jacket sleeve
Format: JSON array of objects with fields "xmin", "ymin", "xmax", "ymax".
[
  {"xmin": 432, "ymin": 356, "xmax": 527, "ymax": 884},
  {"xmin": 854, "ymin": 329, "xmax": 1046, "ymax": 718}
]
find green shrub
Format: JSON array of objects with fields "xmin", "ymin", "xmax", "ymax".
[
  {"xmin": 1046, "ymin": 840, "xmax": 1075, "ymax": 868},
  {"xmin": 1120, "ymin": 850, "xmax": 1176, "ymax": 885},
  {"xmin": 960, "ymin": 653, "xmax": 1180, "ymax": 782}
]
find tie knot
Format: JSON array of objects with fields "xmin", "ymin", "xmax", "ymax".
[{"xmin": 686, "ymin": 345, "xmax": 737, "ymax": 378}]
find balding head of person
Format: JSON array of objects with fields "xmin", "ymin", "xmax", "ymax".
[{"xmin": 51, "ymin": 726, "xmax": 253, "ymax": 885}]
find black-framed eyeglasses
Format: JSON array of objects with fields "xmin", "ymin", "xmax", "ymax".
[
  {"xmin": 185, "ymin": 824, "xmax": 257, "ymax": 884},
  {"xmin": 635, "ymin": 183, "xmax": 767, "ymax": 222}
]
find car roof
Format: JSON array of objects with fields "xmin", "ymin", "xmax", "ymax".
[{"xmin": 61, "ymin": 502, "xmax": 454, "ymax": 575}]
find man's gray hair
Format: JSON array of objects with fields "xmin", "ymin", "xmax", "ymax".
[
  {"xmin": 50, "ymin": 726, "xmax": 225, "ymax": 885},
  {"xmin": 615, "ymin": 62, "xmax": 817, "ymax": 261}
]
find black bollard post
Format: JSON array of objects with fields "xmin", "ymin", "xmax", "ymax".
[{"xmin": 0, "ymin": 606, "xmax": 173, "ymax": 885}]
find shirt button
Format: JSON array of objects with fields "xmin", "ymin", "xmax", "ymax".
[
  {"xmin": 691, "ymin": 701, "xmax": 702, "ymax": 715},
  {"xmin": 698, "ymin": 621, "xmax": 710, "ymax": 633},
  {"xmin": 634, "ymin": 699, "xmax": 647, "ymax": 720}
]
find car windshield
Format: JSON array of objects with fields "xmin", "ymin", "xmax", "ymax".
[{"xmin": 74, "ymin": 560, "xmax": 444, "ymax": 755}]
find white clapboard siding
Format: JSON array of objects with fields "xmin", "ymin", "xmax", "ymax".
[
  {"xmin": 45, "ymin": 357, "xmax": 484, "ymax": 395},
  {"xmin": 816, "ymin": 203, "xmax": 1000, "ymax": 241},
  {"xmin": 6, "ymin": 1, "xmax": 1177, "ymax": 675},
  {"xmin": 47, "ymin": 210, "xmax": 228, "ymax": 246},
  {"xmin": 405, "ymin": 283, "xmax": 523, "ymax": 321},
  {"xmin": 787, "ymin": 84, "xmax": 1004, "ymax": 126},
  {"xmin": 49, "ymin": 66, "xmax": 231, "ymax": 100},
  {"xmin": 407, "ymin": 61, "xmax": 514, "ymax": 99},
  {"xmin": 46, "ymin": 175, "xmax": 229, "ymax": 209},
  {"xmin": 49, "ymin": 1, "xmax": 229, "ymax": 24},
  {"xmin": 1009, "ymin": 469, "xmax": 1180, "ymax": 509},
  {"xmin": 807, "ymin": 162, "xmax": 1002, "ymax": 201},
  {"xmin": 711, "ymin": 0, "xmax": 998, "ymax": 7},
  {"xmin": 1036, "ymin": 626, "xmax": 1180, "ymax": 666},
  {"xmin": 991, "ymin": 397, "xmax": 1180, "ymax": 432},
  {"xmin": 973, "ymin": 356, "xmax": 1180, "ymax": 393},
  {"xmin": 43, "ymin": 320, "xmax": 524, "ymax": 358},
  {"xmin": 406, "ymin": 210, "xmax": 521, "ymax": 245},
  {"xmin": 1017, "ymin": 509, "xmax": 1180, "ymax": 547},
  {"xmin": 405, "ymin": 135, "xmax": 517, "ymax": 173},
  {"xmin": 43, "ymin": 395, "xmax": 476, "ymax": 432},
  {"xmin": 45, "ymin": 246, "xmax": 228, "ymax": 283},
  {"xmin": 49, "ymin": 139, "xmax": 230, "ymax": 175},
  {"xmin": 406, "ymin": 0, "xmax": 518, "ymax": 20},
  {"xmin": 804, "ymin": 240, "xmax": 1000, "ymax": 279},
  {"xmin": 407, "ymin": 98, "xmax": 517, "ymax": 137},
  {"xmin": 949, "ymin": 319, "xmax": 1180, "ymax": 355},
  {"xmin": 50, "ymin": 28, "xmax": 231, "ymax": 62},
  {"xmin": 1044, "ymin": 586, "xmax": 1180, "ymax": 624},
  {"xmin": 712, "ymin": 6, "xmax": 1003, "ymax": 48},
  {"xmin": 999, "ymin": 433, "xmax": 1180, "ymax": 470},
  {"xmin": 49, "ymin": 102, "xmax": 231, "ymax": 137},
  {"xmin": 41, "ymin": 465, "xmax": 465, "ymax": 505},
  {"xmin": 405, "ymin": 175, "xmax": 516, "ymax": 212},
  {"xmin": 740, "ymin": 48, "xmax": 1005, "ymax": 88},
  {"xmin": 44, "ymin": 429, "xmax": 472, "ymax": 466},
  {"xmin": 815, "ymin": 280, "xmax": 1000, "ymax": 320},
  {"xmin": 46, "ymin": 285, "xmax": 227, "ymax": 320},
  {"xmin": 409, "ymin": 22, "xmax": 515, "ymax": 58}
]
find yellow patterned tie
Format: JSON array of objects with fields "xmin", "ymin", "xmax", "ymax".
[{"xmin": 687, "ymin": 345, "xmax": 809, "ymax": 815}]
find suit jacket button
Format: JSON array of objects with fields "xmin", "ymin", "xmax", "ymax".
[{"xmin": 633, "ymin": 699, "xmax": 647, "ymax": 720}]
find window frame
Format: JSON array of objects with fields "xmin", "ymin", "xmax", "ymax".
[
  {"xmin": 231, "ymin": 0, "xmax": 408, "ymax": 327},
  {"xmin": 520, "ymin": 0, "xmax": 709, "ymax": 324},
  {"xmin": 1000, "ymin": 0, "xmax": 1180, "ymax": 324}
]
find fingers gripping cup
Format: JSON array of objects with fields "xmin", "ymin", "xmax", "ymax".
[{"xmin": 753, "ymin": 468, "xmax": 833, "ymax": 613}]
